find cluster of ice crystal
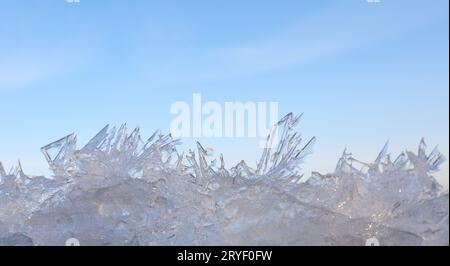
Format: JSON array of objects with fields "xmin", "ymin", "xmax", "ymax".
[{"xmin": 0, "ymin": 113, "xmax": 448, "ymax": 246}]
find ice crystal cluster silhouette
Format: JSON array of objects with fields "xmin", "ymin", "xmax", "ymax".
[{"xmin": 0, "ymin": 113, "xmax": 448, "ymax": 246}]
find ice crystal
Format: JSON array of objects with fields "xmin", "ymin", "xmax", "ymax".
[{"xmin": 0, "ymin": 113, "xmax": 448, "ymax": 246}]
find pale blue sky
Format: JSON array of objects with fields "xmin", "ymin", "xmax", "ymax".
[{"xmin": 0, "ymin": 0, "xmax": 448, "ymax": 187}]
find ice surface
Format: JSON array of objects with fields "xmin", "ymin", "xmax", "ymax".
[{"xmin": 0, "ymin": 114, "xmax": 448, "ymax": 246}]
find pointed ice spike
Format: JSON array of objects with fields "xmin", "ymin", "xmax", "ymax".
[
  {"xmin": 430, "ymin": 154, "xmax": 445, "ymax": 171},
  {"xmin": 256, "ymin": 112, "xmax": 313, "ymax": 179},
  {"xmin": 147, "ymin": 130, "xmax": 159, "ymax": 143},
  {"xmin": 277, "ymin": 112, "xmax": 293, "ymax": 125},
  {"xmin": 186, "ymin": 149, "xmax": 202, "ymax": 179},
  {"xmin": 8, "ymin": 165, "xmax": 14, "ymax": 175},
  {"xmin": 124, "ymin": 127, "xmax": 141, "ymax": 152},
  {"xmin": 220, "ymin": 154, "xmax": 225, "ymax": 169},
  {"xmin": 230, "ymin": 160, "xmax": 255, "ymax": 179},
  {"xmin": 142, "ymin": 130, "xmax": 160, "ymax": 151},
  {"xmin": 175, "ymin": 151, "xmax": 184, "ymax": 170},
  {"xmin": 40, "ymin": 133, "xmax": 77, "ymax": 165},
  {"xmin": 427, "ymin": 146, "xmax": 446, "ymax": 171},
  {"xmin": 427, "ymin": 146, "xmax": 440, "ymax": 161},
  {"xmin": 418, "ymin": 138, "xmax": 427, "ymax": 159},
  {"xmin": 375, "ymin": 141, "xmax": 389, "ymax": 163},
  {"xmin": 334, "ymin": 148, "xmax": 358, "ymax": 174},
  {"xmin": 112, "ymin": 123, "xmax": 128, "ymax": 150},
  {"xmin": 196, "ymin": 142, "xmax": 211, "ymax": 178},
  {"xmin": 215, "ymin": 153, "xmax": 230, "ymax": 178},
  {"xmin": 13, "ymin": 160, "xmax": 28, "ymax": 180},
  {"xmin": 98, "ymin": 125, "xmax": 116, "ymax": 152},
  {"xmin": 197, "ymin": 142, "xmax": 208, "ymax": 156},
  {"xmin": 290, "ymin": 113, "xmax": 303, "ymax": 128},
  {"xmin": 256, "ymin": 124, "xmax": 278, "ymax": 174},
  {"xmin": 393, "ymin": 152, "xmax": 408, "ymax": 170},
  {"xmin": 0, "ymin": 161, "xmax": 6, "ymax": 177},
  {"xmin": 81, "ymin": 125, "xmax": 110, "ymax": 153},
  {"xmin": 272, "ymin": 114, "xmax": 292, "ymax": 167},
  {"xmin": 295, "ymin": 136, "xmax": 316, "ymax": 159}
]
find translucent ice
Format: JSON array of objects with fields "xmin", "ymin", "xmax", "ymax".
[
  {"xmin": 0, "ymin": 114, "xmax": 448, "ymax": 246},
  {"xmin": 0, "ymin": 162, "xmax": 6, "ymax": 178}
]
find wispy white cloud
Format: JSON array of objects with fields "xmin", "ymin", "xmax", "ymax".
[
  {"xmin": 0, "ymin": 23, "xmax": 100, "ymax": 91},
  {"xmin": 0, "ymin": 55, "xmax": 65, "ymax": 90},
  {"xmin": 146, "ymin": 0, "xmax": 447, "ymax": 83},
  {"xmin": 0, "ymin": 42, "xmax": 93, "ymax": 91},
  {"xmin": 222, "ymin": 1, "xmax": 445, "ymax": 73}
]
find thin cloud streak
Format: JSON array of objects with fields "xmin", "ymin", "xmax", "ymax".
[{"xmin": 144, "ymin": 0, "xmax": 447, "ymax": 83}]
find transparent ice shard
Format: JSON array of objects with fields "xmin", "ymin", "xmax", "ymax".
[
  {"xmin": 0, "ymin": 114, "xmax": 447, "ymax": 246},
  {"xmin": 12, "ymin": 160, "xmax": 28, "ymax": 180},
  {"xmin": 256, "ymin": 113, "xmax": 316, "ymax": 179},
  {"xmin": 375, "ymin": 141, "xmax": 389, "ymax": 164},
  {"xmin": 426, "ymin": 146, "xmax": 446, "ymax": 172},
  {"xmin": 180, "ymin": 112, "xmax": 315, "ymax": 187},
  {"xmin": 230, "ymin": 160, "xmax": 255, "ymax": 179},
  {"xmin": 334, "ymin": 149, "xmax": 369, "ymax": 176},
  {"xmin": 393, "ymin": 152, "xmax": 408, "ymax": 170},
  {"xmin": 80, "ymin": 124, "xmax": 110, "ymax": 153},
  {"xmin": 40, "ymin": 133, "xmax": 78, "ymax": 178},
  {"xmin": 0, "ymin": 162, "xmax": 5, "ymax": 177},
  {"xmin": 302, "ymin": 138, "xmax": 447, "ymax": 245}
]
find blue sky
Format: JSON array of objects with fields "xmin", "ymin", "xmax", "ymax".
[{"xmin": 0, "ymin": 0, "xmax": 448, "ymax": 188}]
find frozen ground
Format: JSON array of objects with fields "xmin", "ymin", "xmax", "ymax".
[{"xmin": 0, "ymin": 113, "xmax": 448, "ymax": 246}]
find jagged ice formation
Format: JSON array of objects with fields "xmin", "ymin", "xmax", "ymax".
[{"xmin": 0, "ymin": 113, "xmax": 448, "ymax": 245}]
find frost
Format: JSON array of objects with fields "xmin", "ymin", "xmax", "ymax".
[{"xmin": 0, "ymin": 113, "xmax": 448, "ymax": 246}]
